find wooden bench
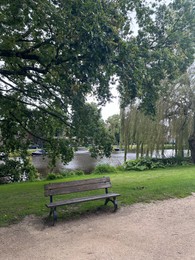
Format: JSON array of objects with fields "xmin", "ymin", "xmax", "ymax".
[{"xmin": 44, "ymin": 177, "xmax": 120, "ymax": 225}]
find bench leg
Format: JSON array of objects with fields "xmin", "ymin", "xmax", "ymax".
[
  {"xmin": 104, "ymin": 197, "xmax": 118, "ymax": 212},
  {"xmin": 53, "ymin": 207, "xmax": 57, "ymax": 226},
  {"xmin": 49, "ymin": 207, "xmax": 58, "ymax": 226},
  {"xmin": 49, "ymin": 208, "xmax": 53, "ymax": 217}
]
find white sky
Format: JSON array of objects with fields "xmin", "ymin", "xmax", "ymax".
[{"xmin": 101, "ymin": 85, "xmax": 120, "ymax": 120}]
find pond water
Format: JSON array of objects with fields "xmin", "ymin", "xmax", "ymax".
[
  {"xmin": 0, "ymin": 148, "xmax": 189, "ymax": 181},
  {"xmin": 31, "ymin": 149, "xmax": 136, "ymax": 176},
  {"xmin": 31, "ymin": 148, "xmax": 180, "ymax": 176}
]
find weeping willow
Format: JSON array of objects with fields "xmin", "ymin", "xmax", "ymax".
[{"xmin": 120, "ymin": 73, "xmax": 194, "ymax": 161}]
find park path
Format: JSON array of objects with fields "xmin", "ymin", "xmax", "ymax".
[{"xmin": 1, "ymin": 195, "xmax": 195, "ymax": 259}]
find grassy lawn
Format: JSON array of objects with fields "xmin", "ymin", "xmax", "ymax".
[{"xmin": 1, "ymin": 165, "xmax": 195, "ymax": 227}]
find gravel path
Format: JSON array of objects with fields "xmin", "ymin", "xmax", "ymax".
[{"xmin": 1, "ymin": 195, "xmax": 195, "ymax": 260}]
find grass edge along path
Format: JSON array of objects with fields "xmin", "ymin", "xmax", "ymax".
[{"xmin": 0, "ymin": 165, "xmax": 195, "ymax": 227}]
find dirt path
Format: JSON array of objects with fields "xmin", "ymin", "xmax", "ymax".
[{"xmin": 1, "ymin": 195, "xmax": 195, "ymax": 260}]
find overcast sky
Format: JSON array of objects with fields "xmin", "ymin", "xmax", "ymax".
[{"xmin": 101, "ymin": 85, "xmax": 120, "ymax": 120}]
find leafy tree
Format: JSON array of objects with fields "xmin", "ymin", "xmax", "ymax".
[
  {"xmin": 0, "ymin": 0, "xmax": 194, "ymax": 171},
  {"xmin": 118, "ymin": 0, "xmax": 195, "ymax": 114},
  {"xmin": 105, "ymin": 114, "xmax": 120, "ymax": 146},
  {"xmin": 187, "ymin": 63, "xmax": 195, "ymax": 162},
  {"xmin": 0, "ymin": 0, "xmax": 123, "ymax": 165},
  {"xmin": 163, "ymin": 74, "xmax": 193, "ymax": 158},
  {"xmin": 71, "ymin": 103, "xmax": 113, "ymax": 158},
  {"xmin": 121, "ymin": 72, "xmax": 194, "ymax": 161}
]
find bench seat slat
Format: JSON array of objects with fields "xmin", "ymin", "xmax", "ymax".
[{"xmin": 46, "ymin": 193, "xmax": 120, "ymax": 208}]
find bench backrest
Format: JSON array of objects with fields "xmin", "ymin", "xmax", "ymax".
[{"xmin": 44, "ymin": 177, "xmax": 111, "ymax": 197}]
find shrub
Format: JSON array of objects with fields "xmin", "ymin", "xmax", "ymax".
[
  {"xmin": 124, "ymin": 156, "xmax": 192, "ymax": 171},
  {"xmin": 47, "ymin": 170, "xmax": 85, "ymax": 179},
  {"xmin": 0, "ymin": 160, "xmax": 21, "ymax": 183},
  {"xmin": 62, "ymin": 171, "xmax": 75, "ymax": 177},
  {"xmin": 46, "ymin": 173, "xmax": 57, "ymax": 180},
  {"xmin": 0, "ymin": 160, "xmax": 39, "ymax": 184},
  {"xmin": 24, "ymin": 164, "xmax": 39, "ymax": 181},
  {"xmin": 115, "ymin": 165, "xmax": 126, "ymax": 171},
  {"xmin": 93, "ymin": 164, "xmax": 116, "ymax": 174},
  {"xmin": 46, "ymin": 173, "xmax": 65, "ymax": 180},
  {"xmin": 124, "ymin": 158, "xmax": 153, "ymax": 171},
  {"xmin": 74, "ymin": 170, "xmax": 85, "ymax": 176}
]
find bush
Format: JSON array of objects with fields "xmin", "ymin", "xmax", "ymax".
[
  {"xmin": 61, "ymin": 170, "xmax": 85, "ymax": 177},
  {"xmin": 46, "ymin": 170, "xmax": 85, "ymax": 180},
  {"xmin": 46, "ymin": 173, "xmax": 64, "ymax": 180},
  {"xmin": 74, "ymin": 170, "xmax": 85, "ymax": 176},
  {"xmin": 0, "ymin": 160, "xmax": 39, "ymax": 184},
  {"xmin": 0, "ymin": 160, "xmax": 21, "ymax": 183},
  {"xmin": 24, "ymin": 164, "xmax": 39, "ymax": 181},
  {"xmin": 62, "ymin": 171, "xmax": 75, "ymax": 177},
  {"xmin": 124, "ymin": 158, "xmax": 155, "ymax": 171},
  {"xmin": 124, "ymin": 156, "xmax": 192, "ymax": 171},
  {"xmin": 115, "ymin": 165, "xmax": 126, "ymax": 171},
  {"xmin": 93, "ymin": 164, "xmax": 116, "ymax": 174},
  {"xmin": 46, "ymin": 173, "xmax": 57, "ymax": 180}
]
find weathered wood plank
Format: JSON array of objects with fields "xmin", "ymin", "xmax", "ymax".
[
  {"xmin": 45, "ymin": 177, "xmax": 110, "ymax": 190},
  {"xmin": 46, "ymin": 193, "xmax": 121, "ymax": 208},
  {"xmin": 45, "ymin": 182, "xmax": 111, "ymax": 196},
  {"xmin": 44, "ymin": 177, "xmax": 111, "ymax": 196}
]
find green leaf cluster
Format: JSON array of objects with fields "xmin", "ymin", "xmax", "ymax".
[{"xmin": 124, "ymin": 156, "xmax": 192, "ymax": 171}]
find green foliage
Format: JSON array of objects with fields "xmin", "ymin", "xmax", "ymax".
[
  {"xmin": 61, "ymin": 171, "xmax": 76, "ymax": 178},
  {"xmin": 153, "ymin": 157, "xmax": 192, "ymax": 166},
  {"xmin": 115, "ymin": 165, "xmax": 126, "ymax": 172},
  {"xmin": 0, "ymin": 160, "xmax": 39, "ymax": 184},
  {"xmin": 119, "ymin": 0, "xmax": 195, "ymax": 113},
  {"xmin": 63, "ymin": 170, "xmax": 85, "ymax": 177},
  {"xmin": 93, "ymin": 163, "xmax": 116, "ymax": 174},
  {"xmin": 46, "ymin": 173, "xmax": 64, "ymax": 180},
  {"xmin": 73, "ymin": 170, "xmax": 85, "ymax": 176},
  {"xmin": 71, "ymin": 103, "xmax": 113, "ymax": 158},
  {"xmin": 23, "ymin": 163, "xmax": 40, "ymax": 182},
  {"xmin": 0, "ymin": 161, "xmax": 21, "ymax": 183},
  {"xmin": 106, "ymin": 114, "xmax": 120, "ymax": 145},
  {"xmin": 46, "ymin": 170, "xmax": 85, "ymax": 180},
  {"xmin": 124, "ymin": 157, "xmax": 192, "ymax": 171},
  {"xmin": 124, "ymin": 158, "xmax": 158, "ymax": 171}
]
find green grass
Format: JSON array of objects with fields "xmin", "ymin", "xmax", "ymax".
[{"xmin": 1, "ymin": 165, "xmax": 195, "ymax": 226}]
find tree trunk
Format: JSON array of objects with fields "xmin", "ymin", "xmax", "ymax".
[
  {"xmin": 140, "ymin": 142, "xmax": 144, "ymax": 157},
  {"xmin": 188, "ymin": 110, "xmax": 195, "ymax": 163},
  {"xmin": 188, "ymin": 133, "xmax": 195, "ymax": 163},
  {"xmin": 136, "ymin": 143, "xmax": 140, "ymax": 159},
  {"xmin": 124, "ymin": 141, "xmax": 127, "ymax": 162}
]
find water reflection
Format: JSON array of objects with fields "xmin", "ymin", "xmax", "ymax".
[
  {"xmin": 31, "ymin": 149, "xmax": 136, "ymax": 176},
  {"xmin": 31, "ymin": 148, "xmax": 186, "ymax": 176},
  {"xmin": 0, "ymin": 149, "xmax": 188, "ymax": 178}
]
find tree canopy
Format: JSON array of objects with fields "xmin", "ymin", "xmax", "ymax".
[{"xmin": 0, "ymin": 0, "xmax": 194, "ymax": 167}]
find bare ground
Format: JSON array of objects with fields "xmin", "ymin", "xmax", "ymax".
[{"xmin": 1, "ymin": 195, "xmax": 195, "ymax": 260}]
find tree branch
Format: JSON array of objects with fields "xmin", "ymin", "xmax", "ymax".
[{"xmin": 9, "ymin": 112, "xmax": 50, "ymax": 143}]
